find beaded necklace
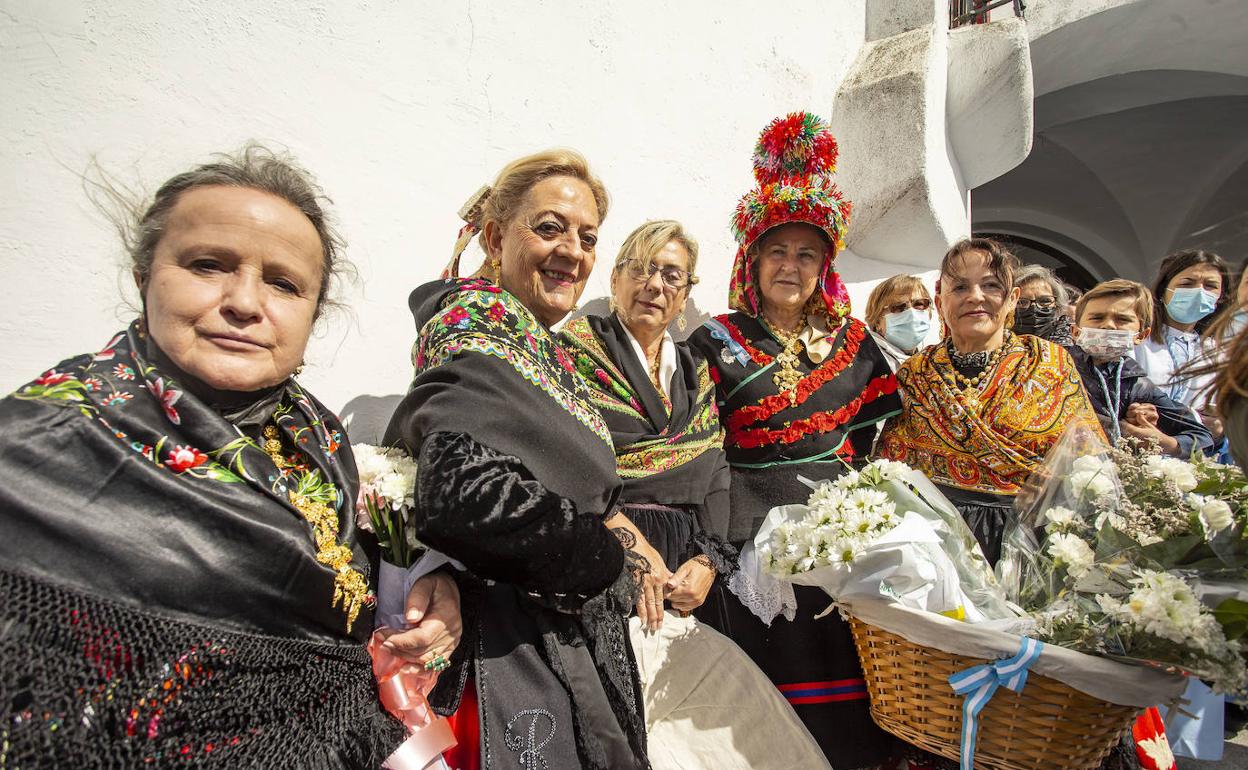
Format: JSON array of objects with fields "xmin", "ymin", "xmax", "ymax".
[
  {"xmin": 761, "ymin": 311, "xmax": 808, "ymax": 406},
  {"xmin": 262, "ymin": 423, "xmax": 369, "ymax": 633},
  {"xmin": 939, "ymin": 332, "xmax": 1014, "ymax": 414}
]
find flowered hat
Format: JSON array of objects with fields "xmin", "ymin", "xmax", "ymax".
[{"xmin": 728, "ymin": 111, "xmax": 853, "ymax": 320}]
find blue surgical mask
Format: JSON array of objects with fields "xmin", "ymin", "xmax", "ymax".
[
  {"xmin": 883, "ymin": 308, "xmax": 931, "ymax": 353},
  {"xmin": 1230, "ymin": 309, "xmax": 1248, "ymax": 337},
  {"xmin": 1165, "ymin": 287, "xmax": 1219, "ymax": 325}
]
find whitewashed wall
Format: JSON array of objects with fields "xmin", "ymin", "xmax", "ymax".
[{"xmin": 1, "ymin": 1, "xmax": 890, "ymax": 420}]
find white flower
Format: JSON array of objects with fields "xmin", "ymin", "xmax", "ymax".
[
  {"xmin": 1143, "ymin": 455, "xmax": 1198, "ymax": 492},
  {"xmin": 1072, "ymin": 454, "xmax": 1108, "ymax": 474},
  {"xmin": 1046, "ymin": 533, "xmax": 1095, "ymax": 578},
  {"xmin": 1093, "ymin": 510, "xmax": 1128, "ymax": 533},
  {"xmin": 832, "ymin": 470, "xmax": 861, "ymax": 490},
  {"xmin": 1197, "ymin": 497, "xmax": 1234, "ymax": 535},
  {"xmin": 867, "ymin": 459, "xmax": 911, "ymax": 481},
  {"xmin": 1069, "ymin": 469, "xmax": 1116, "ymax": 500},
  {"xmin": 1043, "ymin": 506, "xmax": 1078, "ymax": 531}
]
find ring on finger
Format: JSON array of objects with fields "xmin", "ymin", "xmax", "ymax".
[{"xmin": 423, "ymin": 653, "xmax": 450, "ymax": 672}]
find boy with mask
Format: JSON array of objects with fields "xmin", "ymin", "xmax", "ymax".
[{"xmin": 1071, "ymin": 279, "xmax": 1213, "ymax": 457}]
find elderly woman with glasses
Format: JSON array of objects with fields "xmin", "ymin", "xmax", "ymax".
[
  {"xmin": 560, "ymin": 220, "xmax": 827, "ymax": 769},
  {"xmin": 687, "ymin": 113, "xmax": 903, "ymax": 769},
  {"xmin": 864, "ymin": 275, "xmax": 934, "ymax": 371},
  {"xmin": 1011, "ymin": 264, "xmax": 1075, "ymax": 346}
]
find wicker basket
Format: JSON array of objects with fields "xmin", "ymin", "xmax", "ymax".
[{"xmin": 847, "ymin": 615, "xmax": 1141, "ymax": 770}]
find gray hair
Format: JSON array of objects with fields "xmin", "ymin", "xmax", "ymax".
[
  {"xmin": 91, "ymin": 143, "xmax": 348, "ymax": 318},
  {"xmin": 1015, "ymin": 264, "xmax": 1070, "ymax": 307}
]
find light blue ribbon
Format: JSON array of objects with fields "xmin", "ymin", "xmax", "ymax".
[
  {"xmin": 948, "ymin": 636, "xmax": 1045, "ymax": 770},
  {"xmin": 705, "ymin": 319, "xmax": 752, "ymax": 366}
]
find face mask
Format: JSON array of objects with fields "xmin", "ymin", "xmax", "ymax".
[
  {"xmin": 883, "ymin": 308, "xmax": 931, "ymax": 353},
  {"xmin": 1013, "ymin": 304, "xmax": 1057, "ymax": 337},
  {"xmin": 1076, "ymin": 327, "xmax": 1135, "ymax": 360},
  {"xmin": 1229, "ymin": 309, "xmax": 1248, "ymax": 337},
  {"xmin": 1165, "ymin": 287, "xmax": 1219, "ymax": 325}
]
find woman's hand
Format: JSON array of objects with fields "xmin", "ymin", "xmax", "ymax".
[
  {"xmin": 665, "ymin": 557, "xmax": 715, "ymax": 613},
  {"xmin": 632, "ymin": 540, "xmax": 673, "ymax": 632},
  {"xmin": 379, "ymin": 571, "xmax": 463, "ymax": 671}
]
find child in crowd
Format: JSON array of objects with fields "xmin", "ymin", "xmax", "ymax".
[{"xmin": 1070, "ymin": 279, "xmax": 1213, "ymax": 456}]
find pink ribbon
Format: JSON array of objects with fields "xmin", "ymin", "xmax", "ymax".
[{"xmin": 369, "ymin": 633, "xmax": 458, "ymax": 770}]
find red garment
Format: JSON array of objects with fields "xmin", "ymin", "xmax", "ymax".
[
  {"xmin": 1133, "ymin": 707, "xmax": 1176, "ymax": 770},
  {"xmin": 441, "ymin": 680, "xmax": 480, "ymax": 770}
]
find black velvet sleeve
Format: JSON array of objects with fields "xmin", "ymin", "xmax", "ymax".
[{"xmin": 415, "ymin": 431, "xmax": 626, "ymax": 606}]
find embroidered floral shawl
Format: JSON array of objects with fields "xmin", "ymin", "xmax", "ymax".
[
  {"xmin": 559, "ymin": 314, "xmax": 730, "ymax": 538},
  {"xmin": 0, "ymin": 323, "xmax": 401, "ymax": 767},
  {"xmin": 878, "ymin": 334, "xmax": 1106, "ymax": 495}
]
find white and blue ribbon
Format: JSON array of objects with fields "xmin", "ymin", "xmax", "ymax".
[
  {"xmin": 705, "ymin": 319, "xmax": 752, "ymax": 366},
  {"xmin": 948, "ymin": 637, "xmax": 1045, "ymax": 770}
]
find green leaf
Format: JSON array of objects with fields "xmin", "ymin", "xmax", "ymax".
[{"xmin": 1213, "ymin": 597, "xmax": 1248, "ymax": 641}]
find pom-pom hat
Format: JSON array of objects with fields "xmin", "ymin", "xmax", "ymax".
[{"xmin": 728, "ymin": 111, "xmax": 853, "ymax": 320}]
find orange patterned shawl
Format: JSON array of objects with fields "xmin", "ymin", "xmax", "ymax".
[{"xmin": 878, "ymin": 334, "xmax": 1105, "ymax": 495}]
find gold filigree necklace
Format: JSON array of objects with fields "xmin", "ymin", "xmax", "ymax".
[
  {"xmin": 940, "ymin": 333, "xmax": 1013, "ymax": 414},
  {"xmin": 262, "ymin": 424, "xmax": 369, "ymax": 633},
  {"xmin": 762, "ymin": 311, "xmax": 808, "ymax": 406}
]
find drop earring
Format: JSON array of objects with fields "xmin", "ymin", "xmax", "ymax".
[{"xmin": 676, "ymin": 310, "xmax": 687, "ymax": 332}]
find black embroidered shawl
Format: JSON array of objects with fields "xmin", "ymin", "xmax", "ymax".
[
  {"xmin": 687, "ymin": 312, "xmax": 901, "ymax": 541},
  {"xmin": 384, "ymin": 279, "xmax": 646, "ymax": 770},
  {"xmin": 0, "ymin": 323, "xmax": 401, "ymax": 768},
  {"xmin": 559, "ymin": 314, "xmax": 731, "ymax": 542}
]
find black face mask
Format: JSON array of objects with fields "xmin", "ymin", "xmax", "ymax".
[{"xmin": 1013, "ymin": 305, "xmax": 1058, "ymax": 337}]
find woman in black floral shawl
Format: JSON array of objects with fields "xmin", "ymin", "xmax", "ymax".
[
  {"xmin": 0, "ymin": 148, "xmax": 456, "ymax": 767},
  {"xmin": 384, "ymin": 150, "xmax": 650, "ymax": 770}
]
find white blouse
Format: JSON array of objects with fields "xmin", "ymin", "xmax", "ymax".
[
  {"xmin": 1132, "ymin": 326, "xmax": 1217, "ymax": 410},
  {"xmin": 620, "ymin": 323, "xmax": 677, "ymax": 398}
]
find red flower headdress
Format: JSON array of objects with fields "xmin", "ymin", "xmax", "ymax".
[{"xmin": 728, "ymin": 111, "xmax": 853, "ymax": 320}]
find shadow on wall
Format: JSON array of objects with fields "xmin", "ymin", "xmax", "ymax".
[
  {"xmin": 339, "ymin": 296, "xmax": 720, "ymax": 443},
  {"xmin": 566, "ymin": 296, "xmax": 715, "ymax": 343}
]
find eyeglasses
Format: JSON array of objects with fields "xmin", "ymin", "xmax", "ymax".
[
  {"xmin": 623, "ymin": 259, "xmax": 692, "ymax": 290},
  {"xmin": 1016, "ymin": 297, "xmax": 1057, "ymax": 310},
  {"xmin": 885, "ymin": 298, "xmax": 931, "ymax": 315}
]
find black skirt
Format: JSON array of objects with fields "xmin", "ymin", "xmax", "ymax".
[{"xmin": 695, "ymin": 550, "xmax": 900, "ymax": 770}]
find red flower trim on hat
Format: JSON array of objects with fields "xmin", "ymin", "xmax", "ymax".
[
  {"xmin": 726, "ymin": 321, "xmax": 866, "ymax": 431},
  {"xmin": 727, "ymin": 373, "xmax": 898, "ymax": 449},
  {"xmin": 752, "ymin": 112, "xmax": 840, "ymax": 185}
]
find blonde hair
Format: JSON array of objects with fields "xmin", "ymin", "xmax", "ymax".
[
  {"xmin": 1074, "ymin": 279, "xmax": 1153, "ymax": 329},
  {"xmin": 482, "ymin": 148, "xmax": 609, "ymax": 232},
  {"xmin": 865, "ymin": 275, "xmax": 930, "ymax": 331},
  {"xmin": 612, "ymin": 220, "xmax": 699, "ymax": 287}
]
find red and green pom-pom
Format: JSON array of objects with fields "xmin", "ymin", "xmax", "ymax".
[{"xmin": 752, "ymin": 111, "xmax": 839, "ymax": 185}]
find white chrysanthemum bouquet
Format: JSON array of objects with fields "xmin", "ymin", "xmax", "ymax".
[
  {"xmin": 754, "ymin": 459, "xmax": 1016, "ymax": 623},
  {"xmin": 353, "ymin": 443, "xmax": 422, "ymax": 569},
  {"xmin": 1001, "ymin": 428, "xmax": 1248, "ymax": 694}
]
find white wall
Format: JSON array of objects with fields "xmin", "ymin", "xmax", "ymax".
[{"xmin": 1, "ymin": 0, "xmax": 880, "ymax": 415}]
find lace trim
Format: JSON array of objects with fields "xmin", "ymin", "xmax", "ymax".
[
  {"xmin": 726, "ymin": 542, "xmax": 796, "ymax": 625},
  {"xmin": 687, "ymin": 531, "xmax": 739, "ymax": 576}
]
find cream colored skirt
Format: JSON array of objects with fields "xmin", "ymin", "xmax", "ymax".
[{"xmin": 630, "ymin": 612, "xmax": 831, "ymax": 770}]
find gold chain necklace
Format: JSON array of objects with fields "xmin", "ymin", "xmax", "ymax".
[
  {"xmin": 762, "ymin": 311, "xmax": 808, "ymax": 406},
  {"xmin": 940, "ymin": 333, "xmax": 1013, "ymax": 414},
  {"xmin": 262, "ymin": 424, "xmax": 369, "ymax": 633}
]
